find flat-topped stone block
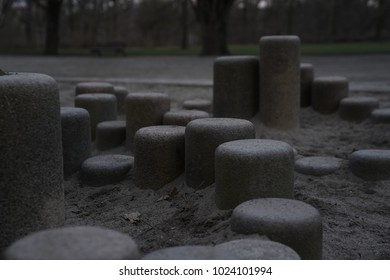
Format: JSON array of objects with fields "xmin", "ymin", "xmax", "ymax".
[
  {"xmin": 96, "ymin": 120, "xmax": 126, "ymax": 150},
  {"xmin": 80, "ymin": 154, "xmax": 133, "ymax": 186},
  {"xmin": 215, "ymin": 139, "xmax": 294, "ymax": 209},
  {"xmin": 339, "ymin": 97, "xmax": 379, "ymax": 122},
  {"xmin": 163, "ymin": 110, "xmax": 209, "ymax": 126},
  {"xmin": 213, "ymin": 56, "xmax": 259, "ymax": 119},
  {"xmin": 215, "ymin": 239, "xmax": 300, "ymax": 260},
  {"xmin": 113, "ymin": 86, "xmax": 128, "ymax": 115},
  {"xmin": 182, "ymin": 99, "xmax": 212, "ymax": 113},
  {"xmin": 185, "ymin": 118, "xmax": 256, "ymax": 189},
  {"xmin": 75, "ymin": 93, "xmax": 117, "ymax": 140},
  {"xmin": 259, "ymin": 35, "xmax": 301, "ymax": 130},
  {"xmin": 0, "ymin": 72, "xmax": 64, "ymax": 251},
  {"xmin": 133, "ymin": 125, "xmax": 186, "ymax": 189},
  {"xmin": 349, "ymin": 149, "xmax": 390, "ymax": 180},
  {"xmin": 143, "ymin": 245, "xmax": 236, "ymax": 260},
  {"xmin": 370, "ymin": 108, "xmax": 390, "ymax": 123},
  {"xmin": 4, "ymin": 226, "xmax": 139, "ymax": 260},
  {"xmin": 295, "ymin": 156, "xmax": 343, "ymax": 176},
  {"xmin": 61, "ymin": 107, "xmax": 92, "ymax": 177},
  {"xmin": 300, "ymin": 63, "xmax": 314, "ymax": 107},
  {"xmin": 125, "ymin": 92, "xmax": 170, "ymax": 146},
  {"xmin": 311, "ymin": 76, "xmax": 349, "ymax": 114},
  {"xmin": 75, "ymin": 82, "xmax": 114, "ymax": 95},
  {"xmin": 231, "ymin": 198, "xmax": 323, "ymax": 260}
]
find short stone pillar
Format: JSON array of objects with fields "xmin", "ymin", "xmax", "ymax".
[
  {"xmin": 125, "ymin": 93, "xmax": 170, "ymax": 147},
  {"xmin": 339, "ymin": 97, "xmax": 379, "ymax": 122},
  {"xmin": 213, "ymin": 56, "xmax": 259, "ymax": 119},
  {"xmin": 75, "ymin": 82, "xmax": 114, "ymax": 95},
  {"xmin": 215, "ymin": 139, "xmax": 294, "ymax": 209},
  {"xmin": 300, "ymin": 63, "xmax": 314, "ymax": 107},
  {"xmin": 231, "ymin": 198, "xmax": 323, "ymax": 260},
  {"xmin": 311, "ymin": 76, "xmax": 349, "ymax": 114},
  {"xmin": 185, "ymin": 118, "xmax": 255, "ymax": 189},
  {"xmin": 4, "ymin": 226, "xmax": 140, "ymax": 260},
  {"xmin": 349, "ymin": 149, "xmax": 390, "ymax": 181},
  {"xmin": 96, "ymin": 120, "xmax": 126, "ymax": 150},
  {"xmin": 60, "ymin": 107, "xmax": 92, "ymax": 177},
  {"xmin": 75, "ymin": 93, "xmax": 117, "ymax": 140},
  {"xmin": 259, "ymin": 35, "xmax": 301, "ymax": 130},
  {"xmin": 370, "ymin": 108, "xmax": 390, "ymax": 123},
  {"xmin": 295, "ymin": 156, "xmax": 343, "ymax": 176},
  {"xmin": 133, "ymin": 125, "xmax": 186, "ymax": 189},
  {"xmin": 113, "ymin": 86, "xmax": 128, "ymax": 115},
  {"xmin": 163, "ymin": 110, "xmax": 209, "ymax": 126},
  {"xmin": 182, "ymin": 99, "xmax": 212, "ymax": 113},
  {"xmin": 0, "ymin": 72, "xmax": 64, "ymax": 251}
]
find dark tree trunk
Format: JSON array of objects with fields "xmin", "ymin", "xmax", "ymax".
[
  {"xmin": 191, "ymin": 0, "xmax": 235, "ymax": 56},
  {"xmin": 374, "ymin": 0, "xmax": 388, "ymax": 41},
  {"xmin": 44, "ymin": 0, "xmax": 63, "ymax": 55},
  {"xmin": 180, "ymin": 0, "xmax": 189, "ymax": 50}
]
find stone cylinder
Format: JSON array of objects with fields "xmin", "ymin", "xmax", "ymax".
[
  {"xmin": 75, "ymin": 93, "xmax": 117, "ymax": 140},
  {"xmin": 96, "ymin": 120, "xmax": 126, "ymax": 150},
  {"xmin": 311, "ymin": 76, "xmax": 349, "ymax": 114},
  {"xmin": 339, "ymin": 97, "xmax": 379, "ymax": 122},
  {"xmin": 300, "ymin": 63, "xmax": 314, "ymax": 107},
  {"xmin": 0, "ymin": 72, "xmax": 64, "ymax": 251},
  {"xmin": 182, "ymin": 99, "xmax": 212, "ymax": 113},
  {"xmin": 259, "ymin": 36, "xmax": 301, "ymax": 130},
  {"xmin": 60, "ymin": 107, "xmax": 91, "ymax": 178},
  {"xmin": 133, "ymin": 125, "xmax": 186, "ymax": 189},
  {"xmin": 75, "ymin": 82, "xmax": 114, "ymax": 95},
  {"xmin": 113, "ymin": 86, "xmax": 128, "ymax": 115},
  {"xmin": 125, "ymin": 92, "xmax": 170, "ymax": 146},
  {"xmin": 213, "ymin": 56, "xmax": 259, "ymax": 119},
  {"xmin": 163, "ymin": 110, "xmax": 209, "ymax": 126},
  {"xmin": 215, "ymin": 139, "xmax": 294, "ymax": 210},
  {"xmin": 185, "ymin": 118, "xmax": 256, "ymax": 189}
]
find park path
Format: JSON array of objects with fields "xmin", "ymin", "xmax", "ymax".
[{"xmin": 1, "ymin": 54, "xmax": 389, "ymax": 92}]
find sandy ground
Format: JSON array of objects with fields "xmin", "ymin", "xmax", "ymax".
[{"xmin": 2, "ymin": 55, "xmax": 390, "ymax": 259}]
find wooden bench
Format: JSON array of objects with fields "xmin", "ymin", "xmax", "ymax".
[{"xmin": 91, "ymin": 42, "xmax": 127, "ymax": 56}]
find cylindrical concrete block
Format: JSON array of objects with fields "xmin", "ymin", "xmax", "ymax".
[
  {"xmin": 300, "ymin": 63, "xmax": 314, "ymax": 107},
  {"xmin": 133, "ymin": 125, "xmax": 186, "ymax": 189},
  {"xmin": 182, "ymin": 99, "xmax": 212, "ymax": 113},
  {"xmin": 215, "ymin": 139, "xmax": 294, "ymax": 209},
  {"xmin": 185, "ymin": 118, "xmax": 256, "ymax": 189},
  {"xmin": 75, "ymin": 93, "xmax": 117, "ymax": 140},
  {"xmin": 60, "ymin": 107, "xmax": 92, "ymax": 177},
  {"xmin": 311, "ymin": 76, "xmax": 349, "ymax": 114},
  {"xmin": 339, "ymin": 97, "xmax": 379, "ymax": 122},
  {"xmin": 295, "ymin": 156, "xmax": 343, "ymax": 176},
  {"xmin": 231, "ymin": 198, "xmax": 323, "ymax": 260},
  {"xmin": 125, "ymin": 93, "xmax": 170, "ymax": 146},
  {"xmin": 4, "ymin": 226, "xmax": 139, "ymax": 260},
  {"xmin": 370, "ymin": 108, "xmax": 390, "ymax": 123},
  {"xmin": 113, "ymin": 86, "xmax": 128, "ymax": 115},
  {"xmin": 259, "ymin": 35, "xmax": 301, "ymax": 130},
  {"xmin": 96, "ymin": 120, "xmax": 126, "ymax": 150},
  {"xmin": 163, "ymin": 110, "xmax": 209, "ymax": 126},
  {"xmin": 349, "ymin": 149, "xmax": 390, "ymax": 181},
  {"xmin": 75, "ymin": 82, "xmax": 114, "ymax": 95},
  {"xmin": 213, "ymin": 56, "xmax": 259, "ymax": 119},
  {"xmin": 0, "ymin": 72, "xmax": 64, "ymax": 251}
]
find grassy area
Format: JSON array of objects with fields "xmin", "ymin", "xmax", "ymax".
[{"xmin": 1, "ymin": 42, "xmax": 390, "ymax": 56}]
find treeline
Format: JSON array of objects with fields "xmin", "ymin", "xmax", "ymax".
[{"xmin": 0, "ymin": 0, "xmax": 389, "ymax": 53}]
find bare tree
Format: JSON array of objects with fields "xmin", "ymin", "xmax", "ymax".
[
  {"xmin": 191, "ymin": 0, "xmax": 235, "ymax": 55},
  {"xmin": 0, "ymin": 0, "xmax": 12, "ymax": 28}
]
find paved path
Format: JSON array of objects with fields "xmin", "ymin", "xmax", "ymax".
[{"xmin": 1, "ymin": 54, "xmax": 389, "ymax": 91}]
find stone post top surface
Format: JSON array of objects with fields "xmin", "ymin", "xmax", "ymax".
[
  {"xmin": 300, "ymin": 63, "xmax": 313, "ymax": 69},
  {"xmin": 217, "ymin": 139, "xmax": 294, "ymax": 156},
  {"xmin": 126, "ymin": 92, "xmax": 169, "ymax": 99},
  {"xmin": 0, "ymin": 72, "xmax": 56, "ymax": 86},
  {"xmin": 340, "ymin": 96, "xmax": 379, "ymax": 104},
  {"xmin": 165, "ymin": 109, "xmax": 209, "ymax": 117},
  {"xmin": 60, "ymin": 106, "xmax": 89, "ymax": 115},
  {"xmin": 136, "ymin": 125, "xmax": 186, "ymax": 137},
  {"xmin": 187, "ymin": 118, "xmax": 254, "ymax": 129},
  {"xmin": 75, "ymin": 93, "xmax": 116, "ymax": 100},
  {"xmin": 260, "ymin": 35, "xmax": 301, "ymax": 43},
  {"xmin": 215, "ymin": 56, "xmax": 259, "ymax": 63},
  {"xmin": 351, "ymin": 149, "xmax": 390, "ymax": 158},
  {"xmin": 314, "ymin": 76, "xmax": 348, "ymax": 83},
  {"xmin": 76, "ymin": 81, "xmax": 113, "ymax": 87},
  {"xmin": 114, "ymin": 85, "xmax": 128, "ymax": 91},
  {"xmin": 234, "ymin": 198, "xmax": 321, "ymax": 222},
  {"xmin": 97, "ymin": 120, "xmax": 126, "ymax": 128}
]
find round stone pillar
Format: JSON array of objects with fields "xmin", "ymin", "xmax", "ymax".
[
  {"xmin": 213, "ymin": 56, "xmax": 259, "ymax": 119},
  {"xmin": 259, "ymin": 36, "xmax": 301, "ymax": 130},
  {"xmin": 0, "ymin": 72, "xmax": 64, "ymax": 251}
]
